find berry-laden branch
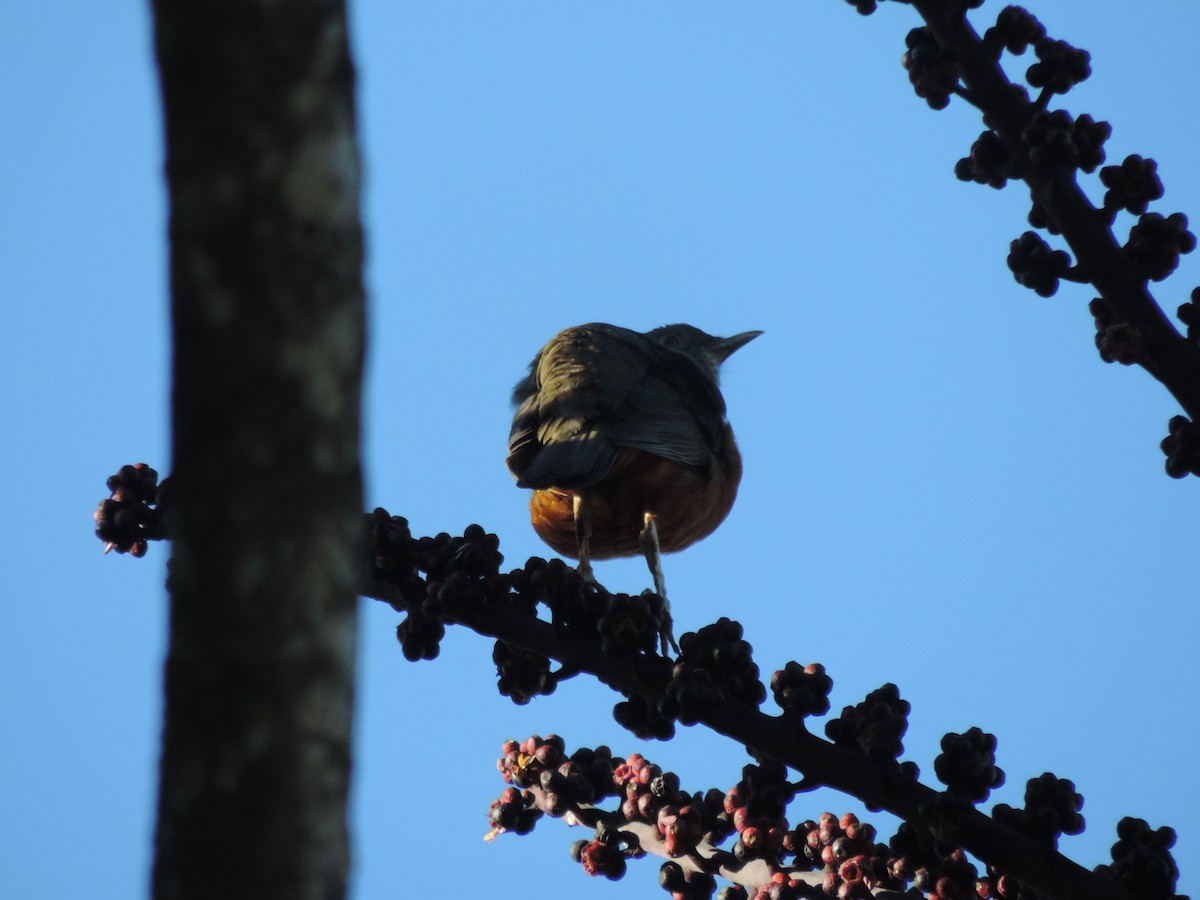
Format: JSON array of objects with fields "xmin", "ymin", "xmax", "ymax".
[
  {"xmin": 366, "ymin": 512, "xmax": 1180, "ymax": 900},
  {"xmin": 853, "ymin": 0, "xmax": 1200, "ymax": 477},
  {"xmin": 95, "ymin": 471, "xmax": 1185, "ymax": 899},
  {"xmin": 488, "ymin": 736, "xmax": 1172, "ymax": 900},
  {"xmin": 489, "ymin": 738, "xmax": 889, "ymax": 899}
]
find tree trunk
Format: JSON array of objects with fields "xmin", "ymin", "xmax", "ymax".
[{"xmin": 150, "ymin": 2, "xmax": 365, "ymax": 896}]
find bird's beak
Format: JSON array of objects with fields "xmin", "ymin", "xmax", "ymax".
[{"xmin": 712, "ymin": 330, "xmax": 764, "ymax": 363}]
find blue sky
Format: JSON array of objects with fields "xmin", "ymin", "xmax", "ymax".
[{"xmin": 3, "ymin": 2, "xmax": 1198, "ymax": 897}]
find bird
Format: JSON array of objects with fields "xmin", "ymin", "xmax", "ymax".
[{"xmin": 507, "ymin": 322, "xmax": 762, "ymax": 654}]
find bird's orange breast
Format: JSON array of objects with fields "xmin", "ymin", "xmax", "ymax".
[{"xmin": 528, "ymin": 429, "xmax": 743, "ymax": 560}]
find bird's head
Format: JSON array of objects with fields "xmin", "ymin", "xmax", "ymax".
[{"xmin": 646, "ymin": 324, "xmax": 764, "ymax": 382}]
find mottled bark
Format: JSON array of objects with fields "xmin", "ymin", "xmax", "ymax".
[{"xmin": 150, "ymin": 2, "xmax": 365, "ymax": 897}]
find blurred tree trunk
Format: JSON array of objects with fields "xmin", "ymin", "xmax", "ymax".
[{"xmin": 150, "ymin": 2, "xmax": 365, "ymax": 897}]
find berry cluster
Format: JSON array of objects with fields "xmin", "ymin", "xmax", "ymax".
[
  {"xmin": 570, "ymin": 818, "xmax": 645, "ymax": 880},
  {"xmin": 1100, "ymin": 155, "xmax": 1164, "ymax": 217},
  {"xmin": 611, "ymin": 611, "xmax": 766, "ymax": 743},
  {"xmin": 934, "ymin": 727, "xmax": 1006, "ymax": 803},
  {"xmin": 656, "ymin": 801, "xmax": 706, "ymax": 859},
  {"xmin": 1026, "ymin": 38, "xmax": 1091, "ymax": 96},
  {"xmin": 414, "ymin": 522, "xmax": 501, "ymax": 581},
  {"xmin": 520, "ymin": 558, "xmax": 668, "ymax": 655},
  {"xmin": 825, "ymin": 683, "xmax": 914, "ymax": 768},
  {"xmin": 371, "ymin": 514, "xmax": 506, "ymax": 599},
  {"xmin": 598, "ymin": 590, "xmax": 671, "ymax": 657},
  {"xmin": 1007, "ymin": 231, "xmax": 1071, "ymax": 298},
  {"xmin": 1095, "ymin": 817, "xmax": 1182, "ymax": 900},
  {"xmin": 493, "ymin": 640, "xmax": 553, "ymax": 704},
  {"xmin": 496, "ymin": 735, "xmax": 619, "ymax": 816},
  {"xmin": 94, "ymin": 464, "xmax": 168, "ymax": 557},
  {"xmin": 955, "ymin": 131, "xmax": 1011, "ymax": 190},
  {"xmin": 724, "ymin": 761, "xmax": 793, "ymax": 864},
  {"xmin": 1160, "ymin": 415, "xmax": 1200, "ymax": 479},
  {"xmin": 1088, "ymin": 298, "xmax": 1143, "ymax": 365},
  {"xmin": 595, "ymin": 749, "xmax": 721, "ymax": 881},
  {"xmin": 661, "ymin": 619, "xmax": 766, "ymax": 726},
  {"xmin": 748, "ymin": 807, "xmax": 910, "ymax": 899},
  {"xmin": 487, "ymin": 786, "xmax": 541, "ymax": 838},
  {"xmin": 788, "ymin": 812, "xmax": 870, "ymax": 873},
  {"xmin": 993, "ymin": 772, "xmax": 1084, "ymax": 847},
  {"xmin": 982, "ymin": 6, "xmax": 1046, "ymax": 57},
  {"xmin": 1125, "ymin": 212, "xmax": 1196, "ymax": 282},
  {"xmin": 659, "ymin": 861, "xmax": 717, "ymax": 900},
  {"xmin": 611, "ymin": 752, "xmax": 729, "ymax": 852},
  {"xmin": 614, "ymin": 692, "xmax": 678, "ymax": 741},
  {"xmin": 371, "ymin": 517, "xmax": 508, "ymax": 660},
  {"xmin": 902, "ymin": 27, "xmax": 958, "ymax": 111},
  {"xmin": 614, "ymin": 752, "xmax": 669, "ymax": 817},
  {"xmin": 395, "ymin": 610, "xmax": 445, "ymax": 662},
  {"xmin": 1022, "ymin": 110, "xmax": 1109, "ymax": 173},
  {"xmin": 369, "ymin": 511, "xmax": 420, "ymax": 593},
  {"xmin": 510, "ymin": 555, "xmax": 590, "ymax": 625},
  {"xmin": 787, "ymin": 814, "xmax": 899, "ymax": 899},
  {"xmin": 770, "ymin": 662, "xmax": 833, "ymax": 719}
]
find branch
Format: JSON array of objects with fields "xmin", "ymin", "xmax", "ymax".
[
  {"xmin": 361, "ymin": 584, "xmax": 1118, "ymax": 900},
  {"xmin": 93, "ymin": 476, "xmax": 1182, "ymax": 899},
  {"xmin": 360, "ymin": 513, "xmax": 1157, "ymax": 900},
  {"xmin": 890, "ymin": 0, "xmax": 1200, "ymax": 475}
]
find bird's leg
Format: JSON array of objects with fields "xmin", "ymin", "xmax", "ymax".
[
  {"xmin": 639, "ymin": 512, "xmax": 667, "ymax": 597},
  {"xmin": 572, "ymin": 493, "xmax": 595, "ymax": 583},
  {"xmin": 639, "ymin": 512, "xmax": 678, "ymax": 655}
]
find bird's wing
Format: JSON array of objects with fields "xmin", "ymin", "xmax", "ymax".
[
  {"xmin": 602, "ymin": 371, "xmax": 715, "ymax": 469},
  {"xmin": 506, "ymin": 325, "xmax": 642, "ymax": 488},
  {"xmin": 507, "ymin": 324, "xmax": 726, "ymax": 489},
  {"xmin": 605, "ymin": 333, "xmax": 731, "ymax": 465}
]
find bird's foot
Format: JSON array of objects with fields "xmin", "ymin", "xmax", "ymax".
[
  {"xmin": 659, "ymin": 611, "xmax": 679, "ymax": 658},
  {"xmin": 638, "ymin": 512, "xmax": 677, "ymax": 655},
  {"xmin": 576, "ymin": 558, "xmax": 596, "ymax": 583}
]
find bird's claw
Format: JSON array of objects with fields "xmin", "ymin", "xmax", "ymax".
[{"xmin": 659, "ymin": 627, "xmax": 678, "ymax": 658}]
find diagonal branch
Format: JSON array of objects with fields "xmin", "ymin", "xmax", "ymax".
[
  {"xmin": 907, "ymin": 0, "xmax": 1200, "ymax": 420},
  {"xmin": 364, "ymin": 568, "xmax": 1125, "ymax": 900},
  {"xmin": 94, "ymin": 475, "xmax": 1154, "ymax": 899}
]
